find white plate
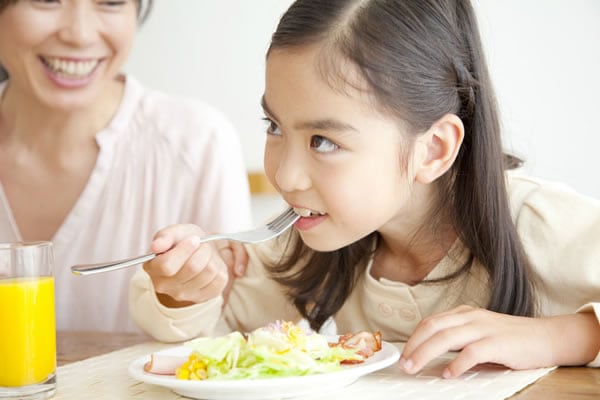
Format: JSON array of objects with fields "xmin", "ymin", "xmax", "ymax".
[{"xmin": 128, "ymin": 340, "xmax": 400, "ymax": 400}]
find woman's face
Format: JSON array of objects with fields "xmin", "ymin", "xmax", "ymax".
[
  {"xmin": 263, "ymin": 46, "xmax": 428, "ymax": 252},
  {"xmin": 0, "ymin": 0, "xmax": 138, "ymax": 110}
]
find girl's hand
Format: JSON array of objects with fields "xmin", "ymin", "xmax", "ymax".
[
  {"xmin": 143, "ymin": 224, "xmax": 231, "ymax": 308},
  {"xmin": 399, "ymin": 305, "xmax": 599, "ymax": 378},
  {"xmin": 213, "ymin": 240, "xmax": 249, "ymax": 305},
  {"xmin": 216, "ymin": 240, "xmax": 249, "ymax": 278}
]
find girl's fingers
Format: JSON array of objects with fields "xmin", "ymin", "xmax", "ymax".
[
  {"xmin": 151, "ymin": 242, "xmax": 228, "ymax": 304},
  {"xmin": 171, "ymin": 243, "xmax": 214, "ymax": 285},
  {"xmin": 229, "ymin": 242, "xmax": 249, "ymax": 277},
  {"xmin": 146, "ymin": 235, "xmax": 202, "ymax": 278},
  {"xmin": 442, "ymin": 340, "xmax": 494, "ymax": 378},
  {"xmin": 182, "ymin": 275, "xmax": 228, "ymax": 303},
  {"xmin": 150, "ymin": 235, "xmax": 173, "ymax": 254},
  {"xmin": 150, "ymin": 224, "xmax": 207, "ymax": 254},
  {"xmin": 402, "ymin": 306, "xmax": 475, "ymax": 361},
  {"xmin": 401, "ymin": 323, "xmax": 484, "ymax": 374}
]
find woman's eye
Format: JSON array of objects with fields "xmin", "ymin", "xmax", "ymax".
[
  {"xmin": 97, "ymin": 0, "xmax": 128, "ymax": 7},
  {"xmin": 262, "ymin": 117, "xmax": 282, "ymax": 136},
  {"xmin": 310, "ymin": 135, "xmax": 339, "ymax": 153}
]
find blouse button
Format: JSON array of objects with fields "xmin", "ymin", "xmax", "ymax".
[
  {"xmin": 378, "ymin": 303, "xmax": 394, "ymax": 317},
  {"xmin": 398, "ymin": 308, "xmax": 416, "ymax": 321}
]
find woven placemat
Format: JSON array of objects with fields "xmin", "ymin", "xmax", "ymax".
[
  {"xmin": 54, "ymin": 342, "xmax": 553, "ymax": 400},
  {"xmin": 55, "ymin": 342, "xmax": 179, "ymax": 399}
]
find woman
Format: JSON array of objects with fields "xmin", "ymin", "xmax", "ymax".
[{"xmin": 0, "ymin": 0, "xmax": 252, "ymax": 332}]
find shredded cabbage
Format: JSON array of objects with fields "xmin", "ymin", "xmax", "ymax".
[{"xmin": 176, "ymin": 321, "xmax": 364, "ymax": 380}]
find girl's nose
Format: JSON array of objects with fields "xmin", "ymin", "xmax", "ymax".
[
  {"xmin": 57, "ymin": 4, "xmax": 100, "ymax": 47},
  {"xmin": 274, "ymin": 148, "xmax": 312, "ymax": 193}
]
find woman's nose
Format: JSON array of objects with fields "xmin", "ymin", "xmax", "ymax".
[{"xmin": 57, "ymin": 4, "xmax": 100, "ymax": 47}]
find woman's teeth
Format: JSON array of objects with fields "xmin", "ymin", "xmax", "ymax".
[
  {"xmin": 293, "ymin": 207, "xmax": 326, "ymax": 217},
  {"xmin": 41, "ymin": 57, "xmax": 99, "ymax": 78}
]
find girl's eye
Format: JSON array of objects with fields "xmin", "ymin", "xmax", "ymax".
[
  {"xmin": 310, "ymin": 135, "xmax": 339, "ymax": 153},
  {"xmin": 262, "ymin": 117, "xmax": 282, "ymax": 136}
]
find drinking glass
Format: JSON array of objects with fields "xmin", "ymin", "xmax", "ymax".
[{"xmin": 0, "ymin": 242, "xmax": 56, "ymax": 399}]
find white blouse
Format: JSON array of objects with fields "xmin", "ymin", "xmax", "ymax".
[{"xmin": 0, "ymin": 75, "xmax": 252, "ymax": 332}]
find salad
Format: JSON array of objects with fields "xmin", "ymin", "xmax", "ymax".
[{"xmin": 144, "ymin": 320, "xmax": 382, "ymax": 381}]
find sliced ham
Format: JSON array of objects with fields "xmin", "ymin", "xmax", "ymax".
[
  {"xmin": 143, "ymin": 354, "xmax": 189, "ymax": 375},
  {"xmin": 336, "ymin": 331, "xmax": 382, "ymax": 358}
]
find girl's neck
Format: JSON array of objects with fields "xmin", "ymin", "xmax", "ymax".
[
  {"xmin": 0, "ymin": 78, "xmax": 124, "ymax": 152},
  {"xmin": 372, "ymin": 227, "xmax": 457, "ymax": 285}
]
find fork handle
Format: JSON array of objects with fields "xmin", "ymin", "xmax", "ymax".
[
  {"xmin": 71, "ymin": 253, "xmax": 157, "ymax": 276},
  {"xmin": 70, "ymin": 233, "xmax": 229, "ymax": 276}
]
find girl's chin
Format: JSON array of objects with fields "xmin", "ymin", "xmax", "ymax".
[{"xmin": 298, "ymin": 234, "xmax": 350, "ymax": 253}]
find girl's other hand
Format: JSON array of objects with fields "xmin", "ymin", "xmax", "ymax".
[
  {"xmin": 218, "ymin": 241, "xmax": 249, "ymax": 278},
  {"xmin": 398, "ymin": 305, "xmax": 561, "ymax": 378},
  {"xmin": 143, "ymin": 224, "xmax": 229, "ymax": 308},
  {"xmin": 214, "ymin": 240, "xmax": 249, "ymax": 305}
]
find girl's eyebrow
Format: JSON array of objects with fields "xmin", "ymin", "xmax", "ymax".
[{"xmin": 261, "ymin": 96, "xmax": 359, "ymax": 133}]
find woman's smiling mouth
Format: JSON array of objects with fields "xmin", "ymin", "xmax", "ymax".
[{"xmin": 39, "ymin": 56, "xmax": 100, "ymax": 79}]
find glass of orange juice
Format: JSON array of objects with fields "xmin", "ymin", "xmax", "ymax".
[{"xmin": 0, "ymin": 242, "xmax": 56, "ymax": 399}]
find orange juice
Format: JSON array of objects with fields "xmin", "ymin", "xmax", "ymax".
[{"xmin": 0, "ymin": 276, "xmax": 56, "ymax": 386}]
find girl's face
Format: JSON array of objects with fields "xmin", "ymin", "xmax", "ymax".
[
  {"xmin": 0, "ymin": 0, "xmax": 138, "ymax": 110},
  {"xmin": 263, "ymin": 46, "xmax": 429, "ymax": 252}
]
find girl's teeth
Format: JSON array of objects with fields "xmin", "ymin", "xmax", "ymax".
[
  {"xmin": 42, "ymin": 57, "xmax": 98, "ymax": 78},
  {"xmin": 293, "ymin": 207, "xmax": 325, "ymax": 217},
  {"xmin": 293, "ymin": 208, "xmax": 311, "ymax": 217}
]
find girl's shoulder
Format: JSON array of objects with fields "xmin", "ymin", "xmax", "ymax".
[
  {"xmin": 506, "ymin": 172, "xmax": 598, "ymax": 214},
  {"xmin": 506, "ymin": 172, "xmax": 600, "ymax": 246},
  {"xmin": 506, "ymin": 174, "xmax": 600, "ymax": 314}
]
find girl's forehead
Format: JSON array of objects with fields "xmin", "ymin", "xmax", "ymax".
[
  {"xmin": 264, "ymin": 46, "xmax": 408, "ymax": 138},
  {"xmin": 268, "ymin": 45, "xmax": 369, "ymax": 89},
  {"xmin": 266, "ymin": 45, "xmax": 378, "ymax": 111}
]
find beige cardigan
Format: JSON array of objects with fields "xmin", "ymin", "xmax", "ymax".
[{"xmin": 129, "ymin": 174, "xmax": 600, "ymax": 366}]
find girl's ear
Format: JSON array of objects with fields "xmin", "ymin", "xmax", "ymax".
[{"xmin": 415, "ymin": 114, "xmax": 464, "ymax": 184}]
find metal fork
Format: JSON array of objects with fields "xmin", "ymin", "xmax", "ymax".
[{"xmin": 70, "ymin": 207, "xmax": 299, "ymax": 276}]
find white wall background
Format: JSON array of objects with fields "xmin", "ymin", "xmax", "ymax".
[{"xmin": 125, "ymin": 0, "xmax": 600, "ymax": 200}]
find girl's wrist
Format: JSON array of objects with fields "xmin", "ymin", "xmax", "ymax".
[{"xmin": 547, "ymin": 312, "xmax": 600, "ymax": 366}]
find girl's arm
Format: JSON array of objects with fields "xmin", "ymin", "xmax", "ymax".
[
  {"xmin": 128, "ymin": 223, "xmax": 232, "ymax": 342},
  {"xmin": 398, "ymin": 305, "xmax": 600, "ymax": 378},
  {"xmin": 129, "ymin": 268, "xmax": 225, "ymax": 342}
]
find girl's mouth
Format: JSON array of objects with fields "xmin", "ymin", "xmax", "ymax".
[
  {"xmin": 293, "ymin": 207, "xmax": 327, "ymax": 218},
  {"xmin": 292, "ymin": 207, "xmax": 328, "ymax": 231}
]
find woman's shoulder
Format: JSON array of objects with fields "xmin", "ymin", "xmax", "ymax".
[{"xmin": 125, "ymin": 76, "xmax": 239, "ymax": 145}]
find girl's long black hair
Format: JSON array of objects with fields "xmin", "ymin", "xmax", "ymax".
[{"xmin": 266, "ymin": 0, "xmax": 535, "ymax": 331}]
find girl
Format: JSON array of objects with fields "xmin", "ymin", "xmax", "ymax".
[
  {"xmin": 0, "ymin": 0, "xmax": 251, "ymax": 332},
  {"xmin": 130, "ymin": 0, "xmax": 600, "ymax": 377}
]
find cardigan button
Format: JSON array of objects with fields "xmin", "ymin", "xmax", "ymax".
[
  {"xmin": 398, "ymin": 308, "xmax": 416, "ymax": 321},
  {"xmin": 378, "ymin": 303, "xmax": 394, "ymax": 317}
]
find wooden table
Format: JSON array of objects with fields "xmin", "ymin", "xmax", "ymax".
[{"xmin": 57, "ymin": 331, "xmax": 600, "ymax": 399}]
